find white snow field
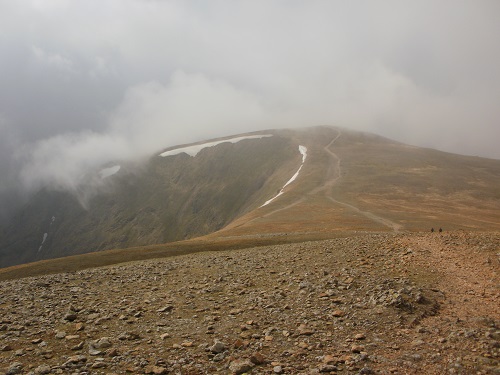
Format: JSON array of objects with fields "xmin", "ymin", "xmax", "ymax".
[
  {"xmin": 159, "ymin": 135, "xmax": 273, "ymax": 158},
  {"xmin": 261, "ymin": 145, "xmax": 307, "ymax": 207},
  {"xmin": 99, "ymin": 165, "xmax": 121, "ymax": 179},
  {"xmin": 38, "ymin": 232, "xmax": 48, "ymax": 253}
]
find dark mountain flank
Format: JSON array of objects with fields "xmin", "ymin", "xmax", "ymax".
[
  {"xmin": 1, "ymin": 126, "xmax": 500, "ymax": 268},
  {"xmin": 0, "ymin": 132, "xmax": 299, "ymax": 267}
]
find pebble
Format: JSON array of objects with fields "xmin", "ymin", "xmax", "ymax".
[
  {"xmin": 229, "ymin": 359, "xmax": 255, "ymax": 374},
  {"xmin": 297, "ymin": 324, "xmax": 315, "ymax": 336},
  {"xmin": 318, "ymin": 364, "xmax": 338, "ymax": 373},
  {"xmin": 209, "ymin": 340, "xmax": 226, "ymax": 353},
  {"xmin": 34, "ymin": 365, "xmax": 51, "ymax": 374},
  {"xmin": 6, "ymin": 362, "xmax": 23, "ymax": 375},
  {"xmin": 92, "ymin": 337, "xmax": 113, "ymax": 349},
  {"xmin": 157, "ymin": 305, "xmax": 174, "ymax": 313},
  {"xmin": 64, "ymin": 313, "xmax": 77, "ymax": 322},
  {"xmin": 250, "ymin": 352, "xmax": 267, "ymax": 365}
]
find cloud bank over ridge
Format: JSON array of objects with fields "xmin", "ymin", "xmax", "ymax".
[{"xmin": 1, "ymin": 1, "xmax": 499, "ymax": 215}]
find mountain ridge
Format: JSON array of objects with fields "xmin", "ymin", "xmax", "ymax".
[{"xmin": 1, "ymin": 125, "xmax": 500, "ymax": 269}]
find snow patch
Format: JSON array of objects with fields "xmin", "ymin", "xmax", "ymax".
[
  {"xmin": 159, "ymin": 134, "xmax": 273, "ymax": 158},
  {"xmin": 99, "ymin": 165, "xmax": 121, "ymax": 179},
  {"xmin": 38, "ymin": 232, "xmax": 48, "ymax": 253},
  {"xmin": 261, "ymin": 145, "xmax": 307, "ymax": 207},
  {"xmin": 299, "ymin": 145, "xmax": 307, "ymax": 162}
]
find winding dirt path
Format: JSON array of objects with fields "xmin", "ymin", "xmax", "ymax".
[
  {"xmin": 320, "ymin": 130, "xmax": 403, "ymax": 232},
  {"xmin": 409, "ymin": 233, "xmax": 499, "ymax": 321},
  {"xmin": 327, "ymin": 196, "xmax": 403, "ymax": 232},
  {"xmin": 236, "ymin": 128, "xmax": 403, "ymax": 232}
]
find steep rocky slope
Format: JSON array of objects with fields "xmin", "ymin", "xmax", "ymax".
[
  {"xmin": 0, "ymin": 231, "xmax": 498, "ymax": 374},
  {"xmin": 0, "ymin": 134, "xmax": 299, "ymax": 268}
]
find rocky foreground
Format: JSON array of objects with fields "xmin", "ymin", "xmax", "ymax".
[{"xmin": 0, "ymin": 231, "xmax": 498, "ymax": 374}]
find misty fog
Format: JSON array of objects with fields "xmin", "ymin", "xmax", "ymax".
[{"xmin": 1, "ymin": 1, "xmax": 499, "ymax": 220}]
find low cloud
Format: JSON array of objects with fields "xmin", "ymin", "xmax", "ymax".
[
  {"xmin": 1, "ymin": 1, "xmax": 499, "ymax": 213},
  {"xmin": 18, "ymin": 71, "xmax": 270, "ymax": 197},
  {"xmin": 32, "ymin": 46, "xmax": 75, "ymax": 73}
]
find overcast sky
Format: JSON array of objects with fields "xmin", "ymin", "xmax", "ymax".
[{"xmin": 1, "ymin": 1, "xmax": 499, "ymax": 217}]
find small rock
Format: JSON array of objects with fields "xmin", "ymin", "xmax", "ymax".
[
  {"xmin": 298, "ymin": 342, "xmax": 310, "ymax": 349},
  {"xmin": 250, "ymin": 352, "xmax": 267, "ymax": 365},
  {"xmin": 233, "ymin": 339, "xmax": 247, "ymax": 349},
  {"xmin": 273, "ymin": 365, "xmax": 283, "ymax": 373},
  {"xmin": 157, "ymin": 305, "xmax": 174, "ymax": 313},
  {"xmin": 118, "ymin": 331, "xmax": 141, "ymax": 340},
  {"xmin": 71, "ymin": 341, "xmax": 84, "ymax": 351},
  {"xmin": 55, "ymin": 331, "xmax": 66, "ymax": 339},
  {"xmin": 323, "ymin": 354, "xmax": 337, "ymax": 364},
  {"xmin": 64, "ymin": 354, "xmax": 87, "ymax": 365},
  {"xmin": 355, "ymin": 333, "xmax": 366, "ymax": 340},
  {"xmin": 89, "ymin": 348, "xmax": 102, "ymax": 356},
  {"xmin": 150, "ymin": 366, "xmax": 168, "ymax": 375},
  {"xmin": 34, "ymin": 364, "xmax": 52, "ymax": 374},
  {"xmin": 297, "ymin": 324, "xmax": 315, "ymax": 336},
  {"xmin": 358, "ymin": 367, "xmax": 374, "ymax": 374},
  {"xmin": 1, "ymin": 344, "xmax": 13, "ymax": 351},
  {"xmin": 229, "ymin": 359, "xmax": 254, "ymax": 374},
  {"xmin": 92, "ymin": 337, "xmax": 113, "ymax": 349},
  {"xmin": 6, "ymin": 362, "xmax": 23, "ymax": 375},
  {"xmin": 212, "ymin": 352, "xmax": 226, "ymax": 362},
  {"xmin": 91, "ymin": 361, "xmax": 107, "ymax": 369},
  {"xmin": 210, "ymin": 340, "xmax": 226, "ymax": 354},
  {"xmin": 64, "ymin": 313, "xmax": 77, "ymax": 321},
  {"xmin": 351, "ymin": 344, "xmax": 364, "ymax": 353},
  {"xmin": 106, "ymin": 348, "xmax": 119, "ymax": 357},
  {"xmin": 318, "ymin": 364, "xmax": 338, "ymax": 373},
  {"xmin": 332, "ymin": 309, "xmax": 345, "ymax": 317}
]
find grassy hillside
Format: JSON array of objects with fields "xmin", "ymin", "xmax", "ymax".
[
  {"xmin": 331, "ymin": 130, "xmax": 500, "ymax": 231},
  {"xmin": 212, "ymin": 126, "xmax": 500, "ymax": 238}
]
